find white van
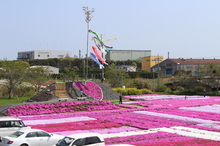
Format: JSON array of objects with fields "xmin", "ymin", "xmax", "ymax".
[{"xmin": 0, "ymin": 117, "xmax": 31, "ymax": 138}]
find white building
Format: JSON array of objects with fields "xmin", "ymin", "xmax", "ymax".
[
  {"xmin": 17, "ymin": 50, "xmax": 72, "ymax": 60},
  {"xmin": 30, "ymin": 66, "xmax": 59, "ymax": 74},
  {"xmin": 115, "ymin": 65, "xmax": 137, "ymax": 72}
]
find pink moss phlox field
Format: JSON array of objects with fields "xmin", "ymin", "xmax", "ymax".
[
  {"xmin": 147, "ymin": 108, "xmax": 220, "ymax": 121},
  {"xmin": 7, "ymin": 101, "xmax": 119, "ymax": 116},
  {"xmin": 90, "ymin": 112, "xmax": 198, "ymax": 129},
  {"xmin": 11, "ymin": 95, "xmax": 220, "ymax": 145},
  {"xmin": 134, "ymin": 97, "xmax": 220, "ymax": 108},
  {"xmin": 124, "ymin": 94, "xmax": 212, "ymax": 101},
  {"xmin": 104, "ymin": 132, "xmax": 195, "ymax": 145},
  {"xmin": 74, "ymin": 81, "xmax": 103, "ymax": 100},
  {"xmin": 53, "ymin": 126, "xmax": 140, "ymax": 136},
  {"xmin": 137, "ymin": 139, "xmax": 220, "ymax": 146},
  {"xmin": 29, "ymin": 120, "xmax": 122, "ymax": 133}
]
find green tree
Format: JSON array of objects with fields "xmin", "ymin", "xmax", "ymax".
[
  {"xmin": 105, "ymin": 69, "xmax": 128, "ymax": 87},
  {"xmin": 129, "ymin": 77, "xmax": 152, "ymax": 89},
  {"xmin": 27, "ymin": 66, "xmax": 50, "ymax": 92},
  {"xmin": 169, "ymin": 70, "xmax": 193, "ymax": 90},
  {"xmin": 0, "ymin": 61, "xmax": 30, "ymax": 99},
  {"xmin": 198, "ymin": 63, "xmax": 220, "ymax": 91},
  {"xmin": 131, "ymin": 62, "xmax": 137, "ymax": 67}
]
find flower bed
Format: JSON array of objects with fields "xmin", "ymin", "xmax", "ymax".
[
  {"xmin": 12, "ymin": 94, "xmax": 220, "ymax": 145},
  {"xmin": 7, "ymin": 101, "xmax": 119, "ymax": 116},
  {"xmin": 139, "ymin": 139, "xmax": 220, "ymax": 146},
  {"xmin": 74, "ymin": 81, "xmax": 103, "ymax": 100},
  {"xmin": 29, "ymin": 120, "xmax": 122, "ymax": 133},
  {"xmin": 90, "ymin": 112, "xmax": 198, "ymax": 129},
  {"xmin": 105, "ymin": 132, "xmax": 195, "ymax": 145}
]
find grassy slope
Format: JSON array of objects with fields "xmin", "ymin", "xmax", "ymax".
[{"xmin": 0, "ymin": 95, "xmax": 33, "ymax": 105}]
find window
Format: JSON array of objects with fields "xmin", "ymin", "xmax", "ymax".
[
  {"xmin": 58, "ymin": 55, "xmax": 64, "ymax": 58},
  {"xmin": 85, "ymin": 136, "xmax": 101, "ymax": 145},
  {"xmin": 0, "ymin": 121, "xmax": 11, "ymax": 127},
  {"xmin": 165, "ymin": 63, "xmax": 172, "ymax": 67},
  {"xmin": 37, "ymin": 131, "xmax": 50, "ymax": 137},
  {"xmin": 47, "ymin": 55, "xmax": 49, "ymax": 57},
  {"xmin": 8, "ymin": 131, "xmax": 24, "ymax": 138},
  {"xmin": 194, "ymin": 71, "xmax": 198, "ymax": 75},
  {"xmin": 26, "ymin": 132, "xmax": 37, "ymax": 138},
  {"xmin": 73, "ymin": 138, "xmax": 86, "ymax": 146},
  {"xmin": 0, "ymin": 120, "xmax": 24, "ymax": 128},
  {"xmin": 56, "ymin": 137, "xmax": 75, "ymax": 146},
  {"xmin": 11, "ymin": 121, "xmax": 21, "ymax": 127}
]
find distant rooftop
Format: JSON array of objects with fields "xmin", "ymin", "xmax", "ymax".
[{"xmin": 169, "ymin": 58, "xmax": 220, "ymax": 65}]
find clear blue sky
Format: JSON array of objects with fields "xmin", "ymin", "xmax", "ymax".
[{"xmin": 1, "ymin": 0, "xmax": 220, "ymax": 60}]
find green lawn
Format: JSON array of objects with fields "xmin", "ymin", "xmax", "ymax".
[
  {"xmin": 110, "ymin": 100, "xmax": 120, "ymax": 104},
  {"xmin": 0, "ymin": 95, "xmax": 33, "ymax": 105}
]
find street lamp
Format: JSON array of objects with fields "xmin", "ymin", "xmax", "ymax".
[{"xmin": 82, "ymin": 6, "xmax": 95, "ymax": 79}]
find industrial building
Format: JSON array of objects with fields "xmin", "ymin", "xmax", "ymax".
[
  {"xmin": 17, "ymin": 50, "xmax": 72, "ymax": 60},
  {"xmin": 142, "ymin": 56, "xmax": 164, "ymax": 72},
  {"xmin": 151, "ymin": 58, "xmax": 220, "ymax": 75},
  {"xmin": 105, "ymin": 50, "xmax": 151, "ymax": 61}
]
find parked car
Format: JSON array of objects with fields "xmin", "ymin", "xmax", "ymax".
[
  {"xmin": 55, "ymin": 133, "xmax": 105, "ymax": 146},
  {"xmin": 0, "ymin": 129, "xmax": 64, "ymax": 146},
  {"xmin": 0, "ymin": 117, "xmax": 31, "ymax": 137},
  {"xmin": 55, "ymin": 133, "xmax": 135, "ymax": 146}
]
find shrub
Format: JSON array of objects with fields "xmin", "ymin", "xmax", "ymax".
[
  {"xmin": 140, "ymin": 89, "xmax": 153, "ymax": 94},
  {"xmin": 176, "ymin": 86, "xmax": 185, "ymax": 91},
  {"xmin": 135, "ymin": 90, "xmax": 142, "ymax": 95},
  {"xmin": 194, "ymin": 86, "xmax": 205, "ymax": 93},
  {"xmin": 165, "ymin": 88, "xmax": 172, "ymax": 94},
  {"xmin": 112, "ymin": 88, "xmax": 126, "ymax": 95},
  {"xmin": 127, "ymin": 88, "xmax": 136, "ymax": 95},
  {"xmin": 180, "ymin": 89, "xmax": 197, "ymax": 95},
  {"xmin": 112, "ymin": 87, "xmax": 153, "ymax": 95},
  {"xmin": 155, "ymin": 85, "xmax": 168, "ymax": 92},
  {"xmin": 130, "ymin": 78, "xmax": 152, "ymax": 89}
]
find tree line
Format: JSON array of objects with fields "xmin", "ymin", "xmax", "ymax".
[{"xmin": 1, "ymin": 58, "xmax": 219, "ymax": 99}]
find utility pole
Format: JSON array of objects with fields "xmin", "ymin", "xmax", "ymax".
[
  {"xmin": 82, "ymin": 6, "xmax": 95, "ymax": 80},
  {"xmin": 157, "ymin": 54, "xmax": 160, "ymax": 91},
  {"xmin": 100, "ymin": 34, "xmax": 105, "ymax": 83}
]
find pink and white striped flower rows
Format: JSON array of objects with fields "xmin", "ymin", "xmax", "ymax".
[{"xmin": 13, "ymin": 95, "xmax": 220, "ymax": 145}]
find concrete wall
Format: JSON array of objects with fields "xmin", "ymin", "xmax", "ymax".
[{"xmin": 105, "ymin": 50, "xmax": 151, "ymax": 61}]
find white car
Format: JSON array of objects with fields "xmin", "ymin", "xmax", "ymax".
[
  {"xmin": 55, "ymin": 133, "xmax": 105, "ymax": 146},
  {"xmin": 0, "ymin": 129, "xmax": 64, "ymax": 146},
  {"xmin": 0, "ymin": 117, "xmax": 31, "ymax": 137}
]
